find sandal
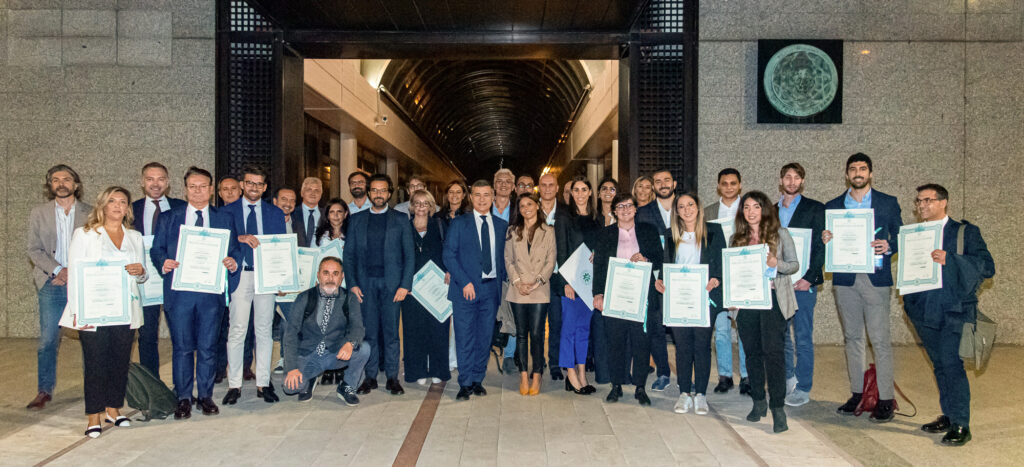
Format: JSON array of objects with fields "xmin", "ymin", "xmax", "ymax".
[
  {"xmin": 85, "ymin": 425, "xmax": 102, "ymax": 438},
  {"xmin": 105, "ymin": 415, "xmax": 131, "ymax": 427}
]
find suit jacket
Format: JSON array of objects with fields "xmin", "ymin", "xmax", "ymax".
[
  {"xmin": 222, "ymin": 198, "xmax": 288, "ymax": 267},
  {"xmin": 442, "ymin": 211, "xmax": 508, "ymax": 302},
  {"xmin": 663, "ymin": 222, "xmax": 726, "ymax": 314},
  {"xmin": 825, "ymin": 189, "xmax": 902, "ymax": 287},
  {"xmin": 132, "ymin": 197, "xmax": 186, "ymax": 236},
  {"xmin": 903, "ymin": 219, "xmax": 996, "ymax": 328},
  {"xmin": 150, "ymin": 204, "xmax": 242, "ymax": 310},
  {"xmin": 543, "ymin": 201, "xmax": 574, "ymax": 291},
  {"xmin": 637, "ymin": 198, "xmax": 673, "ymax": 235},
  {"xmin": 504, "ymin": 224, "xmax": 556, "ymax": 304},
  {"xmin": 27, "ymin": 200, "xmax": 93, "ymax": 289},
  {"xmin": 60, "ymin": 226, "xmax": 148, "ymax": 330},
  {"xmin": 343, "ymin": 208, "xmax": 415, "ymax": 292},
  {"xmin": 591, "ymin": 222, "xmax": 664, "ymax": 299},
  {"xmin": 283, "ymin": 286, "xmax": 364, "ymax": 373},
  {"xmin": 770, "ymin": 228, "xmax": 801, "ymax": 319},
  {"xmin": 291, "ymin": 205, "xmax": 325, "ymax": 248},
  {"xmin": 784, "ymin": 196, "xmax": 826, "ymax": 286}
]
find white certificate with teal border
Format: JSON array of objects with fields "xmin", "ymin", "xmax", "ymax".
[
  {"xmin": 722, "ymin": 244, "xmax": 771, "ymax": 310},
  {"xmin": 662, "ymin": 263, "xmax": 710, "ymax": 327},
  {"xmin": 787, "ymin": 227, "xmax": 813, "ymax": 282},
  {"xmin": 140, "ymin": 235, "xmax": 163, "ymax": 306},
  {"xmin": 825, "ymin": 209, "xmax": 874, "ymax": 273},
  {"xmin": 602, "ymin": 258, "xmax": 651, "ymax": 323},
  {"xmin": 75, "ymin": 259, "xmax": 132, "ymax": 326},
  {"xmin": 709, "ymin": 217, "xmax": 735, "ymax": 245},
  {"xmin": 558, "ymin": 243, "xmax": 595, "ymax": 311},
  {"xmin": 253, "ymin": 234, "xmax": 299, "ymax": 294},
  {"xmin": 411, "ymin": 260, "xmax": 453, "ymax": 323},
  {"xmin": 897, "ymin": 220, "xmax": 944, "ymax": 294},
  {"xmin": 172, "ymin": 225, "xmax": 230, "ymax": 294},
  {"xmin": 277, "ymin": 247, "xmax": 320, "ymax": 303}
]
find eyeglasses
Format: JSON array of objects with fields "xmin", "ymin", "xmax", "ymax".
[
  {"xmin": 914, "ymin": 198, "xmax": 941, "ymax": 205},
  {"xmin": 242, "ymin": 180, "xmax": 266, "ymax": 188},
  {"xmin": 516, "ymin": 183, "xmax": 533, "ymax": 189},
  {"xmin": 187, "ymin": 184, "xmax": 210, "ymax": 191},
  {"xmin": 614, "ymin": 203, "xmax": 635, "ymax": 211}
]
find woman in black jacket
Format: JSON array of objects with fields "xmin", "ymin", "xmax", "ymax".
[
  {"xmin": 560, "ymin": 178, "xmax": 601, "ymax": 393},
  {"xmin": 402, "ymin": 190, "xmax": 451, "ymax": 385}
]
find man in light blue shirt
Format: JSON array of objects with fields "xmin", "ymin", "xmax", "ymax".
[{"xmin": 347, "ymin": 171, "xmax": 372, "ymax": 214}]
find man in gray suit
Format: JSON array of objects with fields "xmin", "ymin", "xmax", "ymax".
[{"xmin": 26, "ymin": 164, "xmax": 93, "ymax": 410}]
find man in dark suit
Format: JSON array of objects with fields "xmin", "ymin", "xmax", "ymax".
[
  {"xmin": 903, "ymin": 184, "xmax": 994, "ymax": 446},
  {"xmin": 823, "ymin": 153, "xmax": 902, "ymax": 422},
  {"xmin": 221, "ymin": 165, "xmax": 288, "ymax": 405},
  {"xmin": 345, "ymin": 174, "xmax": 415, "ymax": 396},
  {"xmin": 443, "ymin": 180, "xmax": 508, "ymax": 401},
  {"xmin": 151, "ymin": 166, "xmax": 241, "ymax": 419},
  {"xmin": 635, "ymin": 168, "xmax": 676, "ymax": 392},
  {"xmin": 292, "ymin": 177, "xmax": 324, "ymax": 248},
  {"xmin": 538, "ymin": 173, "xmax": 573, "ymax": 380},
  {"xmin": 132, "ymin": 162, "xmax": 187, "ymax": 377},
  {"xmin": 775, "ymin": 163, "xmax": 825, "ymax": 407}
]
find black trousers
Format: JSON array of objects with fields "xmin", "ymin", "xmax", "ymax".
[
  {"xmin": 647, "ymin": 301, "xmax": 671, "ymax": 378},
  {"xmin": 670, "ymin": 325, "xmax": 713, "ymax": 394},
  {"xmin": 511, "ymin": 302, "xmax": 547, "ymax": 374},
  {"xmin": 546, "ymin": 284, "xmax": 562, "ymax": 371},
  {"xmin": 137, "ymin": 304, "xmax": 163, "ymax": 376},
  {"xmin": 736, "ymin": 291, "xmax": 787, "ymax": 408},
  {"xmin": 79, "ymin": 325, "xmax": 133, "ymax": 415},
  {"xmin": 911, "ymin": 314, "xmax": 971, "ymax": 427},
  {"xmin": 401, "ymin": 298, "xmax": 452, "ymax": 382},
  {"xmin": 605, "ymin": 316, "xmax": 650, "ymax": 387}
]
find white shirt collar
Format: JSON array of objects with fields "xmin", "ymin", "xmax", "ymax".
[{"xmin": 370, "ymin": 205, "xmax": 389, "ymax": 214}]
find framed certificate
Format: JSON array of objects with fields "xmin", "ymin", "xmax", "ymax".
[
  {"xmin": 787, "ymin": 227, "xmax": 813, "ymax": 282},
  {"xmin": 662, "ymin": 263, "xmax": 710, "ymax": 327},
  {"xmin": 140, "ymin": 235, "xmax": 163, "ymax": 306},
  {"xmin": 410, "ymin": 260, "xmax": 453, "ymax": 323},
  {"xmin": 709, "ymin": 217, "xmax": 735, "ymax": 246},
  {"xmin": 253, "ymin": 234, "xmax": 299, "ymax": 294},
  {"xmin": 601, "ymin": 258, "xmax": 652, "ymax": 323},
  {"xmin": 276, "ymin": 247, "xmax": 320, "ymax": 303},
  {"xmin": 171, "ymin": 225, "xmax": 231, "ymax": 294},
  {"xmin": 558, "ymin": 244, "xmax": 595, "ymax": 311},
  {"xmin": 897, "ymin": 221, "xmax": 944, "ymax": 294},
  {"xmin": 722, "ymin": 244, "xmax": 772, "ymax": 310},
  {"xmin": 74, "ymin": 259, "xmax": 132, "ymax": 326},
  {"xmin": 825, "ymin": 209, "xmax": 875, "ymax": 273}
]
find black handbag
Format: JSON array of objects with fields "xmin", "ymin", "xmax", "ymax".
[{"xmin": 954, "ymin": 222, "xmax": 996, "ymax": 371}]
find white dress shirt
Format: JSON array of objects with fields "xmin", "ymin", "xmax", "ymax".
[
  {"xmin": 657, "ymin": 199, "xmax": 672, "ymax": 229},
  {"xmin": 143, "ymin": 196, "xmax": 171, "ymax": 236},
  {"xmin": 185, "ymin": 204, "xmax": 211, "ymax": 227},
  {"xmin": 718, "ymin": 197, "xmax": 739, "ymax": 221},
  {"xmin": 474, "ymin": 210, "xmax": 497, "ymax": 278},
  {"xmin": 53, "ymin": 201, "xmax": 77, "ymax": 275}
]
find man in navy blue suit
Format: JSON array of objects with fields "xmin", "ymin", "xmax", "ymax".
[
  {"xmin": 443, "ymin": 180, "xmax": 507, "ymax": 401},
  {"xmin": 132, "ymin": 162, "xmax": 186, "ymax": 377},
  {"xmin": 634, "ymin": 168, "xmax": 676, "ymax": 392},
  {"xmin": 221, "ymin": 165, "xmax": 288, "ymax": 405},
  {"xmin": 345, "ymin": 174, "xmax": 415, "ymax": 396},
  {"xmin": 903, "ymin": 184, "xmax": 994, "ymax": 446},
  {"xmin": 151, "ymin": 166, "xmax": 241, "ymax": 419},
  {"xmin": 823, "ymin": 153, "xmax": 902, "ymax": 422}
]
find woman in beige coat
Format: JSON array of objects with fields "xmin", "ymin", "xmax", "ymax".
[{"xmin": 504, "ymin": 194, "xmax": 556, "ymax": 395}]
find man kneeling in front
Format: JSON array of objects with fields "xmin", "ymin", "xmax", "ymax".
[{"xmin": 282, "ymin": 256, "xmax": 369, "ymax": 405}]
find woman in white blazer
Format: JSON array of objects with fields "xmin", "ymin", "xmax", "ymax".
[{"xmin": 60, "ymin": 186, "xmax": 147, "ymax": 438}]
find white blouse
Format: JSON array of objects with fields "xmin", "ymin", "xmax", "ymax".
[
  {"xmin": 674, "ymin": 231, "xmax": 701, "ymax": 265},
  {"xmin": 60, "ymin": 226, "xmax": 148, "ymax": 330}
]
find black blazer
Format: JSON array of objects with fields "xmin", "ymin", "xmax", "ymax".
[
  {"xmin": 784, "ymin": 196, "xmax": 826, "ymax": 286},
  {"xmin": 343, "ymin": 209, "xmax": 416, "ymax": 292},
  {"xmin": 663, "ymin": 222, "xmax": 726, "ymax": 313},
  {"xmin": 283, "ymin": 286, "xmax": 364, "ymax": 373},
  {"xmin": 131, "ymin": 197, "xmax": 186, "ymax": 236},
  {"xmin": 592, "ymin": 222, "xmax": 664, "ymax": 299},
  {"xmin": 544, "ymin": 202, "xmax": 574, "ymax": 291},
  {"xmin": 825, "ymin": 189, "xmax": 902, "ymax": 287},
  {"xmin": 412, "ymin": 217, "xmax": 447, "ymax": 272},
  {"xmin": 636, "ymin": 199, "xmax": 672, "ymax": 236},
  {"xmin": 291, "ymin": 205, "xmax": 325, "ymax": 248}
]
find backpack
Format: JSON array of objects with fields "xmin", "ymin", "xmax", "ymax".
[{"xmin": 125, "ymin": 363, "xmax": 178, "ymax": 420}]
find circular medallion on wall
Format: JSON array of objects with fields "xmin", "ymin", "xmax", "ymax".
[{"xmin": 762, "ymin": 44, "xmax": 839, "ymax": 118}]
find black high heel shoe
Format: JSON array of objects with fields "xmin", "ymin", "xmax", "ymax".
[{"xmin": 565, "ymin": 379, "xmax": 589, "ymax": 395}]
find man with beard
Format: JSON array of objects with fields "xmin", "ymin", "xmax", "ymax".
[
  {"xmin": 516, "ymin": 175, "xmax": 535, "ymax": 197},
  {"xmin": 218, "ymin": 176, "xmax": 241, "ymax": 206},
  {"xmin": 822, "ymin": 153, "xmax": 902, "ymax": 422},
  {"xmin": 272, "ymin": 187, "xmax": 298, "ymax": 374},
  {"xmin": 26, "ymin": 165, "xmax": 94, "ymax": 410},
  {"xmin": 282, "ymin": 257, "xmax": 370, "ymax": 405},
  {"xmin": 395, "ymin": 175, "xmax": 433, "ymax": 217},
  {"xmin": 635, "ymin": 169, "xmax": 676, "ymax": 391},
  {"xmin": 131, "ymin": 162, "xmax": 186, "ymax": 377},
  {"xmin": 775, "ymin": 163, "xmax": 825, "ymax": 407},
  {"xmin": 347, "ymin": 171, "xmax": 371, "ymax": 214},
  {"xmin": 344, "ymin": 174, "xmax": 415, "ymax": 396}
]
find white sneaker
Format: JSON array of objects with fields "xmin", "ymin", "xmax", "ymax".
[
  {"xmin": 416, "ymin": 378, "xmax": 429, "ymax": 386},
  {"xmin": 431, "ymin": 377, "xmax": 442, "ymax": 384},
  {"xmin": 693, "ymin": 394, "xmax": 709, "ymax": 415},
  {"xmin": 785, "ymin": 389, "xmax": 810, "ymax": 407},
  {"xmin": 673, "ymin": 393, "xmax": 693, "ymax": 414},
  {"xmin": 786, "ymin": 376, "xmax": 798, "ymax": 396}
]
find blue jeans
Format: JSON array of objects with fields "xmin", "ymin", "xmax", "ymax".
[
  {"xmin": 282, "ymin": 345, "xmax": 370, "ymax": 394},
  {"xmin": 784, "ymin": 289, "xmax": 817, "ymax": 392},
  {"xmin": 37, "ymin": 279, "xmax": 68, "ymax": 394},
  {"xmin": 714, "ymin": 311, "xmax": 746, "ymax": 379}
]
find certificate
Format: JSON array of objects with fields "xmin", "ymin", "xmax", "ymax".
[
  {"xmin": 410, "ymin": 260, "xmax": 453, "ymax": 322},
  {"xmin": 825, "ymin": 209, "xmax": 875, "ymax": 273},
  {"xmin": 662, "ymin": 263, "xmax": 710, "ymax": 327},
  {"xmin": 709, "ymin": 217, "xmax": 735, "ymax": 246},
  {"xmin": 897, "ymin": 221, "xmax": 944, "ymax": 294},
  {"xmin": 276, "ymin": 247, "xmax": 319, "ymax": 303},
  {"xmin": 722, "ymin": 244, "xmax": 772, "ymax": 310},
  {"xmin": 787, "ymin": 228, "xmax": 813, "ymax": 283},
  {"xmin": 601, "ymin": 258, "xmax": 652, "ymax": 323},
  {"xmin": 140, "ymin": 235, "xmax": 163, "ymax": 306},
  {"xmin": 75, "ymin": 259, "xmax": 132, "ymax": 326},
  {"xmin": 172, "ymin": 225, "xmax": 231, "ymax": 294},
  {"xmin": 558, "ymin": 244, "xmax": 595, "ymax": 311},
  {"xmin": 317, "ymin": 239, "xmax": 345, "ymax": 288},
  {"xmin": 253, "ymin": 234, "xmax": 299, "ymax": 294}
]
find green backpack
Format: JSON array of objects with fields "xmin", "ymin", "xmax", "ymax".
[{"xmin": 125, "ymin": 363, "xmax": 178, "ymax": 420}]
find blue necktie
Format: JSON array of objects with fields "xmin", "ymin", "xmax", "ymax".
[
  {"xmin": 246, "ymin": 205, "xmax": 258, "ymax": 235},
  {"xmin": 195, "ymin": 210, "xmax": 204, "ymax": 227},
  {"xmin": 480, "ymin": 215, "xmax": 492, "ymax": 275},
  {"xmin": 306, "ymin": 209, "xmax": 316, "ymax": 247}
]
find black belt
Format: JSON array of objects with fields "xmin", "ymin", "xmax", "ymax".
[{"xmin": 243, "ymin": 266, "xmax": 254, "ymax": 271}]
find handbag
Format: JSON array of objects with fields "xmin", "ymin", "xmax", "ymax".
[{"xmin": 954, "ymin": 222, "xmax": 997, "ymax": 371}]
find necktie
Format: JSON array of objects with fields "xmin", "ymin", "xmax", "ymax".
[
  {"xmin": 480, "ymin": 214, "xmax": 492, "ymax": 274},
  {"xmin": 246, "ymin": 205, "xmax": 258, "ymax": 235},
  {"xmin": 306, "ymin": 209, "xmax": 316, "ymax": 247},
  {"xmin": 151, "ymin": 200, "xmax": 161, "ymax": 235},
  {"xmin": 195, "ymin": 210, "xmax": 204, "ymax": 227}
]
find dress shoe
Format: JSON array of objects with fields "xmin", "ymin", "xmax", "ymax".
[
  {"xmin": 222, "ymin": 388, "xmax": 241, "ymax": 405},
  {"xmin": 771, "ymin": 407, "xmax": 788, "ymax": 433},
  {"xmin": 26, "ymin": 392, "xmax": 51, "ymax": 410},
  {"xmin": 337, "ymin": 382, "xmax": 360, "ymax": 406},
  {"xmin": 869, "ymin": 399, "xmax": 895, "ymax": 423},
  {"xmin": 456, "ymin": 386, "xmax": 472, "ymax": 401},
  {"xmin": 356, "ymin": 378, "xmax": 377, "ymax": 395},
  {"xmin": 550, "ymin": 368, "xmax": 564, "ymax": 381},
  {"xmin": 836, "ymin": 393, "xmax": 862, "ymax": 416},
  {"xmin": 243, "ymin": 368, "xmax": 256, "ymax": 381},
  {"xmin": 174, "ymin": 399, "xmax": 192, "ymax": 419},
  {"xmin": 386, "ymin": 378, "xmax": 405, "ymax": 395},
  {"xmin": 471, "ymin": 382, "xmax": 487, "ymax": 396},
  {"xmin": 941, "ymin": 424, "xmax": 972, "ymax": 446},
  {"xmin": 747, "ymin": 399, "xmax": 768, "ymax": 422},
  {"xmin": 634, "ymin": 388, "xmax": 651, "ymax": 406},
  {"xmin": 922, "ymin": 415, "xmax": 951, "ymax": 433},
  {"xmin": 197, "ymin": 397, "xmax": 220, "ymax": 415},
  {"xmin": 581, "ymin": 385, "xmax": 596, "ymax": 395},
  {"xmin": 738, "ymin": 377, "xmax": 751, "ymax": 396},
  {"xmin": 713, "ymin": 376, "xmax": 733, "ymax": 394},
  {"xmin": 605, "ymin": 384, "xmax": 623, "ymax": 403},
  {"xmin": 650, "ymin": 375, "xmax": 671, "ymax": 392},
  {"xmin": 566, "ymin": 379, "xmax": 588, "ymax": 395},
  {"xmin": 257, "ymin": 383, "xmax": 280, "ymax": 403}
]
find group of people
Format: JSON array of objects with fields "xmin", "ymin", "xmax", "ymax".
[{"xmin": 24, "ymin": 152, "xmax": 994, "ymax": 445}]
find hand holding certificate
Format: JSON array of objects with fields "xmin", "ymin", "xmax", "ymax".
[
  {"xmin": 558, "ymin": 244, "xmax": 595, "ymax": 311},
  {"xmin": 172, "ymin": 225, "xmax": 231, "ymax": 294},
  {"xmin": 601, "ymin": 258, "xmax": 652, "ymax": 323},
  {"xmin": 897, "ymin": 220, "xmax": 944, "ymax": 294},
  {"xmin": 410, "ymin": 260, "xmax": 453, "ymax": 322},
  {"xmin": 277, "ymin": 247, "xmax": 320, "ymax": 303},
  {"xmin": 787, "ymin": 228, "xmax": 813, "ymax": 282},
  {"xmin": 74, "ymin": 259, "xmax": 133, "ymax": 326},
  {"xmin": 140, "ymin": 235, "xmax": 163, "ymax": 306},
  {"xmin": 825, "ymin": 209, "xmax": 875, "ymax": 273},
  {"xmin": 722, "ymin": 244, "xmax": 772, "ymax": 310},
  {"xmin": 253, "ymin": 234, "xmax": 299, "ymax": 294},
  {"xmin": 662, "ymin": 264, "xmax": 710, "ymax": 327}
]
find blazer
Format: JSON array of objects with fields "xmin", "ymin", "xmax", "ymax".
[
  {"xmin": 825, "ymin": 189, "xmax": 902, "ymax": 287},
  {"xmin": 543, "ymin": 201, "xmax": 574, "ymax": 291},
  {"xmin": 591, "ymin": 222, "xmax": 664, "ymax": 299},
  {"xmin": 903, "ymin": 219, "xmax": 996, "ymax": 328},
  {"xmin": 222, "ymin": 198, "xmax": 288, "ymax": 267},
  {"xmin": 131, "ymin": 197, "xmax": 186, "ymax": 236},
  {"xmin": 784, "ymin": 196, "xmax": 826, "ymax": 286},
  {"xmin": 770, "ymin": 228, "xmax": 801, "ymax": 320},
  {"xmin": 291, "ymin": 205, "xmax": 325, "ymax": 248},
  {"xmin": 59, "ymin": 226, "xmax": 148, "ymax": 330},
  {"xmin": 343, "ymin": 208, "xmax": 415, "ymax": 292},
  {"xmin": 637, "ymin": 198, "xmax": 673, "ymax": 235},
  {"xmin": 150, "ymin": 204, "xmax": 242, "ymax": 310},
  {"xmin": 412, "ymin": 217, "xmax": 447, "ymax": 272},
  {"xmin": 703, "ymin": 200, "xmax": 736, "ymax": 222},
  {"xmin": 442, "ymin": 210, "xmax": 508, "ymax": 302},
  {"xmin": 27, "ymin": 201, "xmax": 94, "ymax": 290},
  {"xmin": 283, "ymin": 286, "xmax": 364, "ymax": 373},
  {"xmin": 663, "ymin": 222, "xmax": 726, "ymax": 314},
  {"xmin": 504, "ymin": 224, "xmax": 556, "ymax": 304}
]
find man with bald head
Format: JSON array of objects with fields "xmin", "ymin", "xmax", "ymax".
[{"xmin": 538, "ymin": 173, "xmax": 574, "ymax": 381}]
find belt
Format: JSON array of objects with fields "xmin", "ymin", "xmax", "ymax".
[
  {"xmin": 480, "ymin": 278, "xmax": 496, "ymax": 284},
  {"xmin": 243, "ymin": 266, "xmax": 254, "ymax": 271}
]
